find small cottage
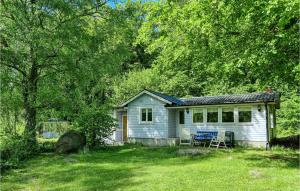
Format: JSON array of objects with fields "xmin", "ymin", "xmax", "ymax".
[{"xmin": 114, "ymin": 89, "xmax": 280, "ymax": 148}]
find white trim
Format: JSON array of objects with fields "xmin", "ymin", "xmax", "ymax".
[
  {"xmin": 207, "ymin": 107, "xmax": 219, "ymax": 123},
  {"xmin": 166, "ymin": 103, "xmax": 270, "ymax": 109},
  {"xmin": 221, "ymin": 107, "xmax": 235, "ymax": 123},
  {"xmin": 139, "ymin": 107, "xmax": 153, "ymax": 124},
  {"xmin": 237, "ymin": 106, "xmax": 252, "ymax": 123},
  {"xmin": 120, "ymin": 90, "xmax": 172, "ymax": 107},
  {"xmin": 192, "ymin": 108, "xmax": 204, "ymax": 124}
]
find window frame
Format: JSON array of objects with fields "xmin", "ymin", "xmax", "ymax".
[
  {"xmin": 192, "ymin": 108, "xmax": 204, "ymax": 124},
  {"xmin": 222, "ymin": 107, "xmax": 234, "ymax": 123},
  {"xmin": 140, "ymin": 107, "xmax": 153, "ymax": 124},
  {"xmin": 207, "ymin": 107, "xmax": 219, "ymax": 123},
  {"xmin": 238, "ymin": 107, "xmax": 252, "ymax": 123}
]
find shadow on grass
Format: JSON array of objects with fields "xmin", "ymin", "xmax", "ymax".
[
  {"xmin": 2, "ymin": 145, "xmax": 219, "ymax": 191},
  {"xmin": 244, "ymin": 151, "xmax": 299, "ymax": 169},
  {"xmin": 3, "ymin": 154, "xmax": 143, "ymax": 191}
]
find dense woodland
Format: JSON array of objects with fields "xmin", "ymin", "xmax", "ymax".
[{"xmin": 0, "ymin": 0, "xmax": 299, "ymax": 169}]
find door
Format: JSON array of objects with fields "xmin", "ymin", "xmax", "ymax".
[
  {"xmin": 179, "ymin": 110, "xmax": 185, "ymax": 128},
  {"xmin": 179, "ymin": 110, "xmax": 190, "ymax": 143},
  {"xmin": 122, "ymin": 115, "xmax": 128, "ymax": 141}
]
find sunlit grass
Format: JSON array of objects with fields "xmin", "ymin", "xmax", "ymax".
[{"xmin": 1, "ymin": 146, "xmax": 299, "ymax": 191}]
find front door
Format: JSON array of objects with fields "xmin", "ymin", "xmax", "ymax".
[
  {"xmin": 179, "ymin": 110, "xmax": 185, "ymax": 128},
  {"xmin": 122, "ymin": 115, "xmax": 128, "ymax": 141},
  {"xmin": 179, "ymin": 110, "xmax": 190, "ymax": 144}
]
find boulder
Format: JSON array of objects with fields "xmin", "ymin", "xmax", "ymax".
[{"xmin": 56, "ymin": 130, "xmax": 86, "ymax": 154}]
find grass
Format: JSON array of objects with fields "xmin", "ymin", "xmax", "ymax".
[{"xmin": 1, "ymin": 145, "xmax": 299, "ymax": 191}]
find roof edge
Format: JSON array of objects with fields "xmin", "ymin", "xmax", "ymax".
[{"xmin": 120, "ymin": 90, "xmax": 172, "ymax": 107}]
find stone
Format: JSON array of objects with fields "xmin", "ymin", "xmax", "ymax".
[{"xmin": 56, "ymin": 130, "xmax": 85, "ymax": 154}]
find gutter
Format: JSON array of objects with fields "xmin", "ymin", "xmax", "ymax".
[
  {"xmin": 165, "ymin": 101, "xmax": 276, "ymax": 108},
  {"xmin": 265, "ymin": 102, "xmax": 270, "ymax": 150}
]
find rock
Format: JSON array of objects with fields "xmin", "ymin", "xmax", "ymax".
[
  {"xmin": 56, "ymin": 130, "xmax": 85, "ymax": 154},
  {"xmin": 249, "ymin": 169, "xmax": 263, "ymax": 178}
]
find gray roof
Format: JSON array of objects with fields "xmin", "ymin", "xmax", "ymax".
[
  {"xmin": 121, "ymin": 90, "xmax": 280, "ymax": 108},
  {"xmin": 178, "ymin": 92, "xmax": 279, "ymax": 106},
  {"xmin": 146, "ymin": 90, "xmax": 184, "ymax": 105}
]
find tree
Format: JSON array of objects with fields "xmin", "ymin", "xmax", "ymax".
[
  {"xmin": 75, "ymin": 106, "xmax": 117, "ymax": 147},
  {"xmin": 0, "ymin": 0, "xmax": 117, "ymax": 147},
  {"xmin": 277, "ymin": 92, "xmax": 300, "ymax": 136},
  {"xmin": 136, "ymin": 0, "xmax": 299, "ymax": 95}
]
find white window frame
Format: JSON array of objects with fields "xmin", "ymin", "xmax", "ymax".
[
  {"xmin": 192, "ymin": 108, "xmax": 204, "ymax": 124},
  {"xmin": 140, "ymin": 107, "xmax": 153, "ymax": 124},
  {"xmin": 207, "ymin": 107, "xmax": 219, "ymax": 123},
  {"xmin": 221, "ymin": 107, "xmax": 235, "ymax": 123},
  {"xmin": 238, "ymin": 107, "xmax": 252, "ymax": 123}
]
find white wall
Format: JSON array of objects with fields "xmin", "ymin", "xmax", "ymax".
[
  {"xmin": 175, "ymin": 104, "xmax": 267, "ymax": 142},
  {"xmin": 127, "ymin": 94, "xmax": 169, "ymax": 138},
  {"xmin": 168, "ymin": 109, "xmax": 176, "ymax": 138}
]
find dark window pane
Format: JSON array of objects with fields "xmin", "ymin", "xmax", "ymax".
[
  {"xmin": 222, "ymin": 109, "xmax": 234, "ymax": 122},
  {"xmin": 207, "ymin": 111, "xmax": 218, "ymax": 123},
  {"xmin": 141, "ymin": 109, "xmax": 147, "ymax": 121},
  {"xmin": 193, "ymin": 110, "xmax": 203, "ymax": 123},
  {"xmin": 179, "ymin": 111, "xmax": 184, "ymax": 124},
  {"xmin": 148, "ymin": 109, "xmax": 152, "ymax": 121},
  {"xmin": 239, "ymin": 111, "xmax": 251, "ymax": 122}
]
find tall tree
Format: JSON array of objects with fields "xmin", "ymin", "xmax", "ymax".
[
  {"xmin": 0, "ymin": 0, "xmax": 117, "ymax": 147},
  {"xmin": 135, "ymin": 0, "xmax": 299, "ymax": 95}
]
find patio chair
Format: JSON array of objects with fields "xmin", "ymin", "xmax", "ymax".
[{"xmin": 209, "ymin": 130, "xmax": 227, "ymax": 149}]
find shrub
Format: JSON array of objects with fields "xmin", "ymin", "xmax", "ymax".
[
  {"xmin": 75, "ymin": 107, "xmax": 117, "ymax": 148},
  {"xmin": 271, "ymin": 135, "xmax": 299, "ymax": 149},
  {"xmin": 38, "ymin": 138, "xmax": 57, "ymax": 153},
  {"xmin": 277, "ymin": 93, "xmax": 300, "ymax": 137},
  {"xmin": 0, "ymin": 134, "xmax": 38, "ymax": 171}
]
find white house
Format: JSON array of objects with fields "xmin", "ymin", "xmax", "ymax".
[{"xmin": 114, "ymin": 89, "xmax": 280, "ymax": 148}]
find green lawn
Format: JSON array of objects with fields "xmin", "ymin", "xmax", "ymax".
[{"xmin": 1, "ymin": 146, "xmax": 299, "ymax": 191}]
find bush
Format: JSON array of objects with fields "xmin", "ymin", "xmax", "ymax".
[
  {"xmin": 277, "ymin": 93, "xmax": 300, "ymax": 137},
  {"xmin": 38, "ymin": 138, "xmax": 57, "ymax": 153},
  {"xmin": 75, "ymin": 107, "xmax": 117, "ymax": 148},
  {"xmin": 271, "ymin": 135, "xmax": 299, "ymax": 149},
  {"xmin": 0, "ymin": 134, "xmax": 38, "ymax": 171}
]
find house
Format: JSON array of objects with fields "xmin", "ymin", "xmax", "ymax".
[{"xmin": 113, "ymin": 89, "xmax": 280, "ymax": 148}]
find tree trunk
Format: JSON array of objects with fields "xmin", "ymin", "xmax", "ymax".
[
  {"xmin": 23, "ymin": 53, "xmax": 38, "ymax": 148},
  {"xmin": 24, "ymin": 97, "xmax": 37, "ymax": 147}
]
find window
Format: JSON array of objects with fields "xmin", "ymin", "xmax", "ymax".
[
  {"xmin": 238, "ymin": 107, "xmax": 252, "ymax": 122},
  {"xmin": 207, "ymin": 108, "xmax": 218, "ymax": 123},
  {"xmin": 222, "ymin": 108, "xmax": 234, "ymax": 122},
  {"xmin": 140, "ymin": 108, "xmax": 152, "ymax": 122},
  {"xmin": 179, "ymin": 110, "xmax": 185, "ymax": 124},
  {"xmin": 193, "ymin": 108, "xmax": 203, "ymax": 123}
]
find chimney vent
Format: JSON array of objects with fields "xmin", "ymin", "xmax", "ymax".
[{"xmin": 265, "ymin": 86, "xmax": 273, "ymax": 93}]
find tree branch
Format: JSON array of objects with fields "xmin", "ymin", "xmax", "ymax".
[{"xmin": 1, "ymin": 62, "xmax": 27, "ymax": 77}]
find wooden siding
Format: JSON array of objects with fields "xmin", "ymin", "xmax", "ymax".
[
  {"xmin": 127, "ymin": 94, "xmax": 169, "ymax": 138},
  {"xmin": 181, "ymin": 105, "xmax": 267, "ymax": 142},
  {"xmin": 168, "ymin": 109, "xmax": 176, "ymax": 138},
  {"xmin": 126, "ymin": 94, "xmax": 269, "ymax": 143}
]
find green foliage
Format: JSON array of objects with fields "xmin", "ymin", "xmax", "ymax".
[
  {"xmin": 37, "ymin": 138, "xmax": 57, "ymax": 153},
  {"xmin": 39, "ymin": 122, "xmax": 71, "ymax": 136},
  {"xmin": 75, "ymin": 107, "xmax": 117, "ymax": 148},
  {"xmin": 277, "ymin": 93, "xmax": 300, "ymax": 136},
  {"xmin": 113, "ymin": 69, "xmax": 162, "ymax": 104},
  {"xmin": 135, "ymin": 0, "xmax": 299, "ymax": 95},
  {"xmin": 0, "ymin": 133, "xmax": 38, "ymax": 171}
]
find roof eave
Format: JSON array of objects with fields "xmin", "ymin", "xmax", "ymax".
[
  {"xmin": 120, "ymin": 90, "xmax": 172, "ymax": 107},
  {"xmin": 166, "ymin": 101, "xmax": 277, "ymax": 108}
]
